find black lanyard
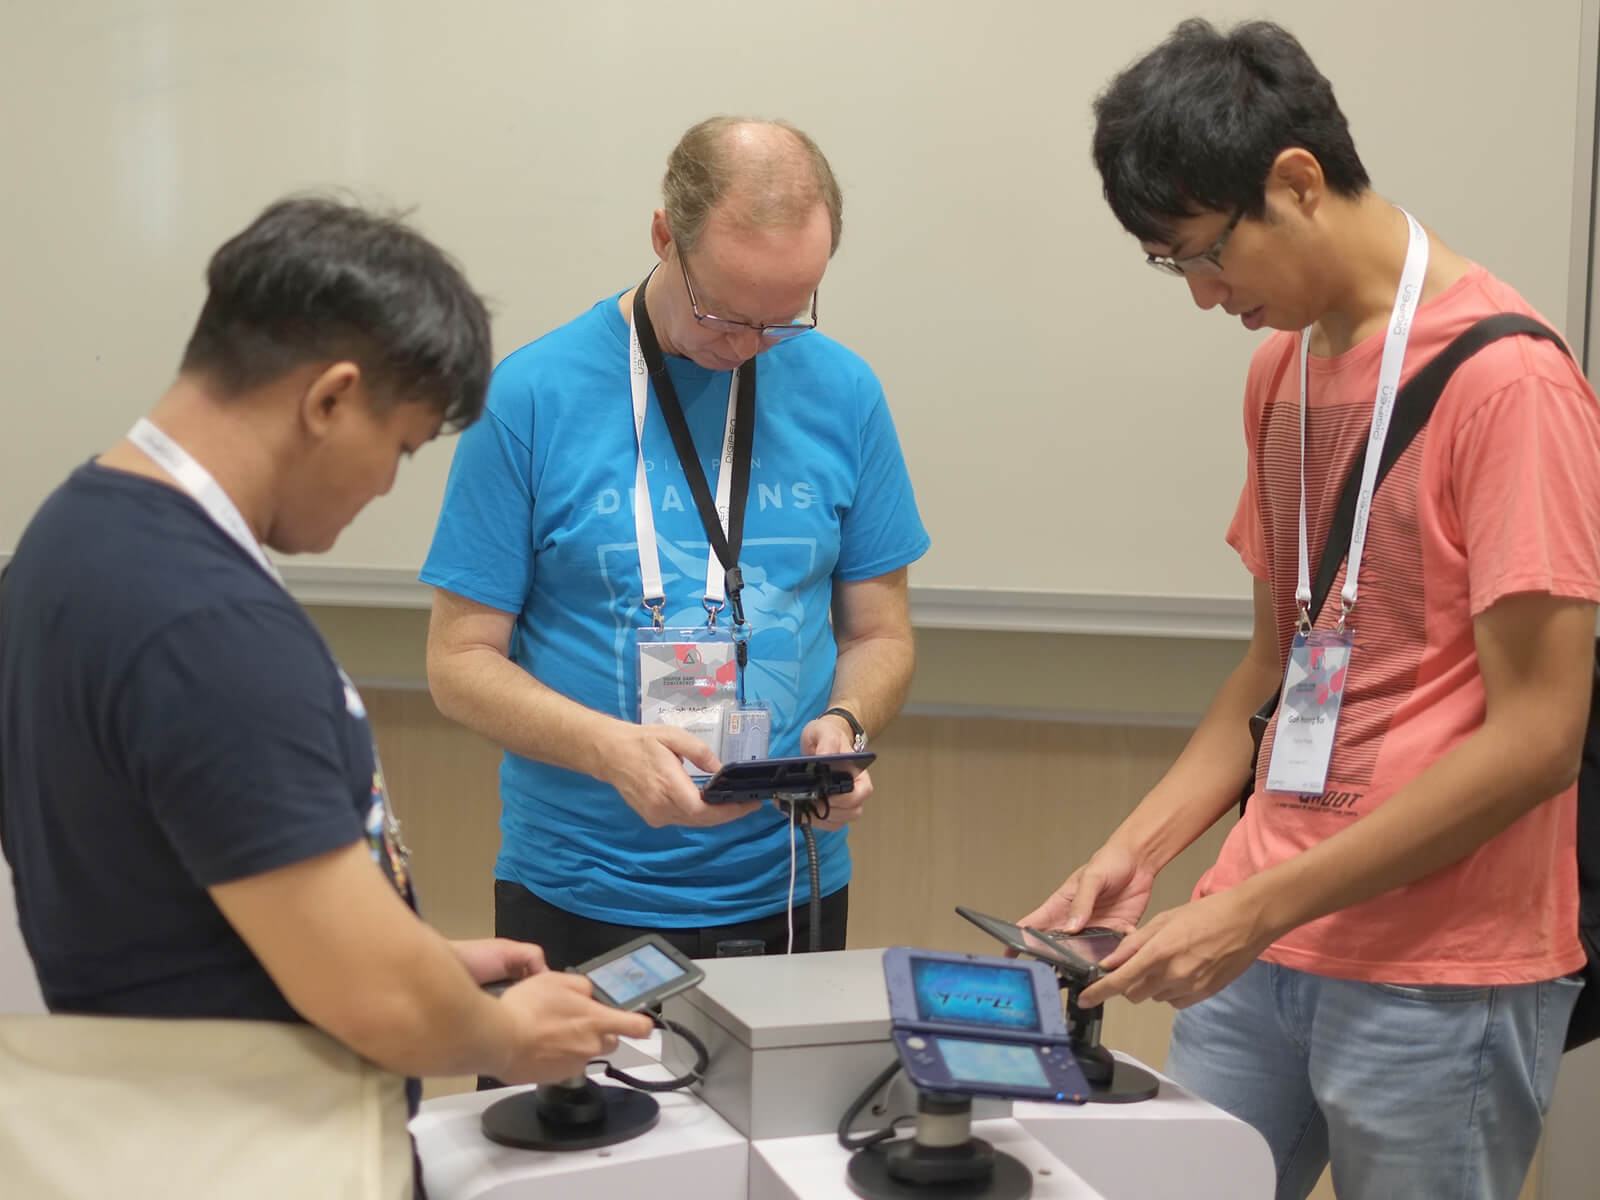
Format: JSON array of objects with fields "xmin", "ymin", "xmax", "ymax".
[{"xmin": 631, "ymin": 274, "xmax": 756, "ymax": 637}]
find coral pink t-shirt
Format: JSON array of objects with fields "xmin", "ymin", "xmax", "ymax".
[{"xmin": 1200, "ymin": 265, "xmax": 1600, "ymax": 985}]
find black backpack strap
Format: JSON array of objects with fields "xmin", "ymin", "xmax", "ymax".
[
  {"xmin": 1242, "ymin": 314, "xmax": 1572, "ymax": 817},
  {"xmin": 1309, "ymin": 315, "xmax": 1572, "ymax": 609}
]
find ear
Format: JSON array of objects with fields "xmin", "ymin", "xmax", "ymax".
[
  {"xmin": 299, "ymin": 361, "xmax": 362, "ymax": 438},
  {"xmin": 650, "ymin": 209, "xmax": 673, "ymax": 261},
  {"xmin": 1266, "ymin": 147, "xmax": 1327, "ymax": 218}
]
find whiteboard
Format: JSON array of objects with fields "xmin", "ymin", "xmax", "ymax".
[{"xmin": 3, "ymin": 0, "xmax": 1593, "ymax": 609}]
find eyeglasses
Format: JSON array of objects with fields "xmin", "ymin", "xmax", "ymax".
[
  {"xmin": 1146, "ymin": 210, "xmax": 1243, "ymax": 278},
  {"xmin": 677, "ymin": 252, "xmax": 818, "ymax": 340}
]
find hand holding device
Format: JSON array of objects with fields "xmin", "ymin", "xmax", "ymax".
[
  {"xmin": 1017, "ymin": 841, "xmax": 1154, "ymax": 939},
  {"xmin": 452, "ymin": 936, "xmax": 546, "ymax": 986},
  {"xmin": 1075, "ymin": 888, "xmax": 1272, "ymax": 1012},
  {"xmin": 799, "ymin": 713, "xmax": 873, "ymax": 829},
  {"xmin": 602, "ymin": 722, "xmax": 758, "ymax": 828},
  {"xmin": 882, "ymin": 946, "xmax": 1089, "ymax": 1103},
  {"xmin": 492, "ymin": 971, "xmax": 655, "ymax": 1084}
]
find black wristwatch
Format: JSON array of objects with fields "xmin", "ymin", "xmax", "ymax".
[{"xmin": 821, "ymin": 706, "xmax": 868, "ymax": 752}]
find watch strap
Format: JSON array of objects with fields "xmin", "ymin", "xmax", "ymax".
[{"xmin": 821, "ymin": 706, "xmax": 867, "ymax": 752}]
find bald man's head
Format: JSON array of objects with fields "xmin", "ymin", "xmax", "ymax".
[{"xmin": 662, "ymin": 117, "xmax": 843, "ymax": 256}]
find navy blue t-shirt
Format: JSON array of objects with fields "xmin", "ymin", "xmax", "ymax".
[{"xmin": 0, "ymin": 463, "xmax": 405, "ymax": 1021}]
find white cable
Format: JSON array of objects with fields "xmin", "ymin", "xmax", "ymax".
[{"xmin": 786, "ymin": 803, "xmax": 799, "ymax": 955}]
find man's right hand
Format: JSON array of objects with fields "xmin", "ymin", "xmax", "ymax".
[
  {"xmin": 1018, "ymin": 841, "xmax": 1155, "ymax": 937},
  {"xmin": 495, "ymin": 972, "xmax": 655, "ymax": 1083},
  {"xmin": 600, "ymin": 722, "xmax": 759, "ymax": 828}
]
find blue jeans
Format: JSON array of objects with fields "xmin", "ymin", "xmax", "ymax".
[{"xmin": 1167, "ymin": 960, "xmax": 1582, "ymax": 1200}]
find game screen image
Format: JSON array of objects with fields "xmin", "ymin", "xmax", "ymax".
[
  {"xmin": 909, "ymin": 956, "xmax": 1040, "ymax": 1033},
  {"xmin": 589, "ymin": 943, "xmax": 684, "ymax": 1007},
  {"xmin": 935, "ymin": 1037, "xmax": 1049, "ymax": 1088}
]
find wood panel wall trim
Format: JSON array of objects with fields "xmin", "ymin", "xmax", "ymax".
[{"xmin": 264, "ymin": 563, "xmax": 1257, "ymax": 640}]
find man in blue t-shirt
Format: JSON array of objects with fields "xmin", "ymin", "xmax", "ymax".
[
  {"xmin": 423, "ymin": 117, "xmax": 930, "ymax": 967},
  {"xmin": 0, "ymin": 198, "xmax": 651, "ymax": 1141}
]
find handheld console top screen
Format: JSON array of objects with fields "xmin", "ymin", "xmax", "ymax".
[{"xmin": 906, "ymin": 954, "xmax": 1044, "ymax": 1035}]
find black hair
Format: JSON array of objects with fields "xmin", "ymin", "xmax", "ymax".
[
  {"xmin": 1092, "ymin": 19, "xmax": 1371, "ymax": 244},
  {"xmin": 179, "ymin": 195, "xmax": 491, "ymax": 432}
]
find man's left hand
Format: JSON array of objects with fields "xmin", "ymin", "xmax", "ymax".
[
  {"xmin": 450, "ymin": 937, "xmax": 548, "ymax": 986},
  {"xmin": 797, "ymin": 714, "xmax": 873, "ymax": 831},
  {"xmin": 1076, "ymin": 889, "xmax": 1274, "ymax": 1010}
]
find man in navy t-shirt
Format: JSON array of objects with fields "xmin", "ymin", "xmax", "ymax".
[{"xmin": 0, "ymin": 198, "xmax": 651, "ymax": 1146}]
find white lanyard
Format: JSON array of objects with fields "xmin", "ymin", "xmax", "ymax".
[
  {"xmin": 1295, "ymin": 209, "xmax": 1429, "ymax": 630},
  {"xmin": 127, "ymin": 417, "xmax": 285, "ymax": 588},
  {"xmin": 125, "ymin": 416, "xmax": 413, "ymax": 864},
  {"xmin": 628, "ymin": 315, "xmax": 739, "ymax": 624}
]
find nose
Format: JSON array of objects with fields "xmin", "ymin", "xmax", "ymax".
[
  {"xmin": 1185, "ymin": 273, "xmax": 1229, "ymax": 311},
  {"xmin": 726, "ymin": 328, "xmax": 766, "ymax": 360}
]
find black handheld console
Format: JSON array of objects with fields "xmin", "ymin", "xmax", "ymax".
[{"xmin": 699, "ymin": 751, "xmax": 874, "ymax": 805}]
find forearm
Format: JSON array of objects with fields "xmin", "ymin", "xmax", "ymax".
[
  {"xmin": 322, "ymin": 926, "xmax": 521, "ymax": 1079},
  {"xmin": 826, "ymin": 627, "xmax": 916, "ymax": 737},
  {"xmin": 216, "ymin": 844, "xmax": 521, "ymax": 1080},
  {"xmin": 428, "ymin": 645, "xmax": 625, "ymax": 781},
  {"xmin": 1111, "ymin": 644, "xmax": 1282, "ymax": 874},
  {"xmin": 1242, "ymin": 721, "xmax": 1579, "ymax": 940}
]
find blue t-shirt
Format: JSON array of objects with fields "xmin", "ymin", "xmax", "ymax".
[
  {"xmin": 421, "ymin": 293, "xmax": 930, "ymax": 925},
  {"xmin": 0, "ymin": 465, "xmax": 408, "ymax": 1021}
]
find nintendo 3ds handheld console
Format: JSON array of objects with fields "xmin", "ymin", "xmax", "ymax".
[
  {"xmin": 482, "ymin": 933, "xmax": 704, "ymax": 1012},
  {"xmin": 955, "ymin": 905, "xmax": 1124, "ymax": 988},
  {"xmin": 572, "ymin": 934, "xmax": 705, "ymax": 1012},
  {"xmin": 699, "ymin": 751, "xmax": 875, "ymax": 805},
  {"xmin": 882, "ymin": 946, "xmax": 1090, "ymax": 1103}
]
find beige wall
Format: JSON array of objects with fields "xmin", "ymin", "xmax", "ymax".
[{"xmin": 309, "ymin": 605, "xmax": 1247, "ymax": 723}]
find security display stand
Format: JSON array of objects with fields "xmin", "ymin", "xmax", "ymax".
[
  {"xmin": 480, "ymin": 1073, "xmax": 660, "ymax": 1151},
  {"xmin": 846, "ymin": 1091, "xmax": 1032, "ymax": 1200},
  {"xmin": 1063, "ymin": 986, "xmax": 1159, "ymax": 1105}
]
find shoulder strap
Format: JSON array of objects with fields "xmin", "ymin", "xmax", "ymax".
[{"xmin": 1304, "ymin": 314, "xmax": 1571, "ymax": 621}]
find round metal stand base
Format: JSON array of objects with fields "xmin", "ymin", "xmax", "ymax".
[
  {"xmin": 846, "ymin": 1140, "xmax": 1032, "ymax": 1200},
  {"xmin": 480, "ymin": 1085, "xmax": 660, "ymax": 1151},
  {"xmin": 1085, "ymin": 1059, "xmax": 1160, "ymax": 1105}
]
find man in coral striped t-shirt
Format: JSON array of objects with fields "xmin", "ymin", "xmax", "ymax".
[{"xmin": 1022, "ymin": 18, "xmax": 1600, "ymax": 1200}]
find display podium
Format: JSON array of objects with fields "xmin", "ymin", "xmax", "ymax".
[
  {"xmin": 412, "ymin": 1058, "xmax": 747, "ymax": 1200},
  {"xmin": 411, "ymin": 950, "xmax": 1273, "ymax": 1200}
]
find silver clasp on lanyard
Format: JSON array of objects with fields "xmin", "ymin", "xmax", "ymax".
[{"xmin": 702, "ymin": 597, "xmax": 723, "ymax": 630}]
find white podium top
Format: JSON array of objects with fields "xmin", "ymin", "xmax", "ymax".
[
  {"xmin": 1012, "ymin": 1056, "xmax": 1275, "ymax": 1200},
  {"xmin": 412, "ymin": 1062, "xmax": 747, "ymax": 1200}
]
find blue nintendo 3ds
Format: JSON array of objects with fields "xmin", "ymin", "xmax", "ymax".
[{"xmin": 881, "ymin": 947, "xmax": 1089, "ymax": 1103}]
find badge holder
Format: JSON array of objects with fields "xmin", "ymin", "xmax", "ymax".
[
  {"xmin": 635, "ymin": 601, "xmax": 740, "ymax": 772},
  {"xmin": 1264, "ymin": 622, "xmax": 1353, "ymax": 797}
]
